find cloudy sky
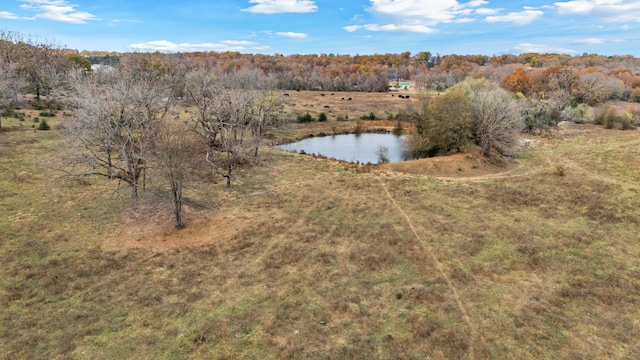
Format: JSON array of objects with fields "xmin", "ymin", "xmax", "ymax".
[{"xmin": 1, "ymin": 0, "xmax": 639, "ymax": 56}]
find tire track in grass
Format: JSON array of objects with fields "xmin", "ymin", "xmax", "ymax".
[{"xmin": 376, "ymin": 176, "xmax": 476, "ymax": 360}]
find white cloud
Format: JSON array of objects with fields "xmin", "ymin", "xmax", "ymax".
[
  {"xmin": 343, "ymin": 0, "xmax": 496, "ymax": 34},
  {"xmin": 485, "ymin": 9, "xmax": 543, "ymax": 25},
  {"xmin": 243, "ymin": 0, "xmax": 318, "ymax": 14},
  {"xmin": 344, "ymin": 0, "xmax": 485, "ymax": 34},
  {"xmin": 0, "ymin": 11, "xmax": 18, "ymax": 19},
  {"xmin": 573, "ymin": 37, "xmax": 605, "ymax": 44},
  {"xmin": 513, "ymin": 43, "xmax": 576, "ymax": 54},
  {"xmin": 475, "ymin": 8, "xmax": 500, "ymax": 15},
  {"xmin": 19, "ymin": 0, "xmax": 98, "ymax": 24},
  {"xmin": 554, "ymin": 0, "xmax": 640, "ymax": 22},
  {"xmin": 343, "ymin": 23, "xmax": 436, "ymax": 33},
  {"xmin": 127, "ymin": 40, "xmax": 264, "ymax": 52},
  {"xmin": 276, "ymin": 31, "xmax": 307, "ymax": 39},
  {"xmin": 343, "ymin": 25, "xmax": 362, "ymax": 32},
  {"xmin": 361, "ymin": 24, "xmax": 437, "ymax": 33},
  {"xmin": 368, "ymin": 0, "xmax": 488, "ymax": 25}
]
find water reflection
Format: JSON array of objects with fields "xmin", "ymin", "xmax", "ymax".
[{"xmin": 277, "ymin": 133, "xmax": 410, "ymax": 163}]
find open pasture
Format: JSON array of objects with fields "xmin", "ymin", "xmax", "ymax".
[{"xmin": 1, "ymin": 96, "xmax": 639, "ymax": 359}]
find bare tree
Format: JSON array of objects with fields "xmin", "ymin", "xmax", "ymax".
[
  {"xmin": 461, "ymin": 79, "xmax": 525, "ymax": 156},
  {"xmin": 64, "ymin": 59, "xmax": 171, "ymax": 200},
  {"xmin": 185, "ymin": 69, "xmax": 282, "ymax": 187},
  {"xmin": 0, "ymin": 61, "xmax": 25, "ymax": 128},
  {"xmin": 0, "ymin": 31, "xmax": 29, "ymax": 114},
  {"xmin": 573, "ymin": 72, "xmax": 626, "ymax": 105},
  {"xmin": 154, "ymin": 117, "xmax": 201, "ymax": 228}
]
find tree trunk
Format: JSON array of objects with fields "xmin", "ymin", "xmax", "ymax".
[
  {"xmin": 225, "ymin": 151, "xmax": 233, "ymax": 188},
  {"xmin": 171, "ymin": 180, "xmax": 184, "ymax": 228},
  {"xmin": 131, "ymin": 179, "xmax": 138, "ymax": 201}
]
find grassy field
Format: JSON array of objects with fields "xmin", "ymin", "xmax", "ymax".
[{"xmin": 1, "ymin": 97, "xmax": 639, "ymax": 359}]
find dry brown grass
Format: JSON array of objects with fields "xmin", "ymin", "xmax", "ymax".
[{"xmin": 1, "ymin": 95, "xmax": 640, "ymax": 359}]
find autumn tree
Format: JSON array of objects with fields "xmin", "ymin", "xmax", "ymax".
[
  {"xmin": 502, "ymin": 68, "xmax": 531, "ymax": 95},
  {"xmin": 66, "ymin": 53, "xmax": 92, "ymax": 73},
  {"xmin": 410, "ymin": 88, "xmax": 474, "ymax": 157}
]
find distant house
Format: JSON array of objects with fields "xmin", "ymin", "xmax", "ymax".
[
  {"xmin": 91, "ymin": 64, "xmax": 115, "ymax": 72},
  {"xmin": 388, "ymin": 80, "xmax": 412, "ymax": 91}
]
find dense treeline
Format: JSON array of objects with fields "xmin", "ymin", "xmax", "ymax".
[
  {"xmin": 80, "ymin": 49, "xmax": 640, "ymax": 95},
  {"xmin": 4, "ymin": 28, "xmax": 640, "ymax": 99}
]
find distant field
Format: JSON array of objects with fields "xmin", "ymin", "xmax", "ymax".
[
  {"xmin": 1, "ymin": 98, "xmax": 639, "ymax": 359},
  {"xmin": 279, "ymin": 90, "xmax": 419, "ymax": 121}
]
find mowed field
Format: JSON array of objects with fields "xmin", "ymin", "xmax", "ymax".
[{"xmin": 1, "ymin": 94, "xmax": 640, "ymax": 359}]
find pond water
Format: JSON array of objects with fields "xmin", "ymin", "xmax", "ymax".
[{"xmin": 277, "ymin": 133, "xmax": 410, "ymax": 164}]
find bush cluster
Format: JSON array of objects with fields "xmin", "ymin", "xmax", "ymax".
[
  {"xmin": 38, "ymin": 119, "xmax": 51, "ymax": 130},
  {"xmin": 595, "ymin": 106, "xmax": 637, "ymax": 130},
  {"xmin": 1, "ymin": 107, "xmax": 26, "ymax": 121},
  {"xmin": 297, "ymin": 112, "xmax": 314, "ymax": 123}
]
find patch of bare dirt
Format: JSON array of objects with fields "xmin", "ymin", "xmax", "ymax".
[
  {"xmin": 380, "ymin": 146, "xmax": 517, "ymax": 178},
  {"xmin": 103, "ymin": 206, "xmax": 257, "ymax": 253}
]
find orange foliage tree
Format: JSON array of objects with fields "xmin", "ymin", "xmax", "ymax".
[{"xmin": 502, "ymin": 68, "xmax": 530, "ymax": 95}]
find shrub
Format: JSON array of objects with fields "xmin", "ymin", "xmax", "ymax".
[
  {"xmin": 394, "ymin": 110, "xmax": 412, "ymax": 121},
  {"xmin": 39, "ymin": 111, "xmax": 56, "ymax": 117},
  {"xmin": 1, "ymin": 106, "xmax": 17, "ymax": 118},
  {"xmin": 604, "ymin": 108, "xmax": 619, "ymax": 129},
  {"xmin": 630, "ymin": 88, "xmax": 640, "ymax": 103},
  {"xmin": 592, "ymin": 106, "xmax": 608, "ymax": 125},
  {"xmin": 620, "ymin": 111, "xmax": 638, "ymax": 130},
  {"xmin": 38, "ymin": 119, "xmax": 51, "ymax": 130},
  {"xmin": 523, "ymin": 102, "xmax": 553, "ymax": 130},
  {"xmin": 561, "ymin": 103, "xmax": 589, "ymax": 124},
  {"xmin": 368, "ymin": 112, "xmax": 376, "ymax": 120},
  {"xmin": 406, "ymin": 134, "xmax": 441, "ymax": 158},
  {"xmin": 619, "ymin": 118, "xmax": 636, "ymax": 130},
  {"xmin": 297, "ymin": 112, "xmax": 314, "ymax": 123},
  {"xmin": 376, "ymin": 145, "xmax": 390, "ymax": 164},
  {"xmin": 318, "ymin": 112, "xmax": 327, "ymax": 122}
]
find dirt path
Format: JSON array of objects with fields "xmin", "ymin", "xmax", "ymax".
[{"xmin": 376, "ymin": 176, "xmax": 477, "ymax": 360}]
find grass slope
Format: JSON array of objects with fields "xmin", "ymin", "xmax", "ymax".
[{"xmin": 1, "ymin": 107, "xmax": 639, "ymax": 359}]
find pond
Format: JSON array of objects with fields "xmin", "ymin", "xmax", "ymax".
[{"xmin": 277, "ymin": 133, "xmax": 411, "ymax": 164}]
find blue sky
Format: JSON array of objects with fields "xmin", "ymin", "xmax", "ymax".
[{"xmin": 1, "ymin": 0, "xmax": 639, "ymax": 56}]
